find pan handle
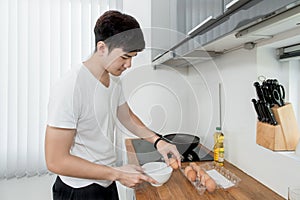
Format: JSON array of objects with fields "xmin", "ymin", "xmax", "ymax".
[
  {"xmin": 154, "ymin": 132, "xmax": 163, "ymax": 138},
  {"xmin": 155, "ymin": 133, "xmax": 173, "ymax": 144}
]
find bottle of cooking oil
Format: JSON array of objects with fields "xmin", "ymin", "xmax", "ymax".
[{"xmin": 213, "ymin": 127, "xmax": 224, "ymax": 166}]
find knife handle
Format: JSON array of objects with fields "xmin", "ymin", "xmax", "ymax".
[
  {"xmin": 257, "ymin": 101, "xmax": 267, "ymax": 123},
  {"xmin": 265, "ymin": 103, "xmax": 278, "ymax": 125},
  {"xmin": 261, "ymin": 84, "xmax": 274, "ymax": 106},
  {"xmin": 251, "ymin": 99, "xmax": 261, "ymax": 121},
  {"xmin": 254, "ymin": 82, "xmax": 266, "ymax": 102}
]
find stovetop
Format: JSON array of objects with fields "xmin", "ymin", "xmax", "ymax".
[{"xmin": 131, "ymin": 139, "xmax": 213, "ymax": 165}]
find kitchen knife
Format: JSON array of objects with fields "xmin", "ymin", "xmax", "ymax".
[
  {"xmin": 263, "ymin": 102, "xmax": 277, "ymax": 125},
  {"xmin": 251, "ymin": 99, "xmax": 262, "ymax": 121},
  {"xmin": 257, "ymin": 100, "xmax": 268, "ymax": 123}
]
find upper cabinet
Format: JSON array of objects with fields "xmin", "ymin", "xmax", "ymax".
[
  {"xmin": 152, "ymin": 0, "xmax": 300, "ymax": 67},
  {"xmin": 151, "ymin": 0, "xmax": 224, "ymax": 63}
]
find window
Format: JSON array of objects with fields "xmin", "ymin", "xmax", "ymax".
[{"xmin": 0, "ymin": 0, "xmax": 122, "ymax": 180}]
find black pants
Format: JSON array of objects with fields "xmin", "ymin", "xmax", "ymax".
[{"xmin": 52, "ymin": 176, "xmax": 119, "ymax": 200}]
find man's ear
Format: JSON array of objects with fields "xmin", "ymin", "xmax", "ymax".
[{"xmin": 96, "ymin": 41, "xmax": 107, "ymax": 55}]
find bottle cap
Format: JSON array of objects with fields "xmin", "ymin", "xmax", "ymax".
[{"xmin": 216, "ymin": 127, "xmax": 221, "ymax": 131}]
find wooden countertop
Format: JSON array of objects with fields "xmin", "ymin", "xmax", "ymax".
[{"xmin": 125, "ymin": 138, "xmax": 284, "ymax": 200}]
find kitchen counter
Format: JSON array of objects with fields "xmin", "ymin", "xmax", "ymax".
[{"xmin": 125, "ymin": 138, "xmax": 284, "ymax": 200}]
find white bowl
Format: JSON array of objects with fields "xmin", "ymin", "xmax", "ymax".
[{"xmin": 142, "ymin": 162, "xmax": 173, "ymax": 187}]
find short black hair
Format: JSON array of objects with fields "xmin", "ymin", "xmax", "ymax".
[{"xmin": 94, "ymin": 10, "xmax": 145, "ymax": 53}]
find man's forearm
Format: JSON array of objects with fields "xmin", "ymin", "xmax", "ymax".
[
  {"xmin": 117, "ymin": 104, "xmax": 160, "ymax": 144},
  {"xmin": 125, "ymin": 111, "xmax": 160, "ymax": 143}
]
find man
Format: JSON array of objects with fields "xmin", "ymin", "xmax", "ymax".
[{"xmin": 45, "ymin": 10, "xmax": 181, "ymax": 200}]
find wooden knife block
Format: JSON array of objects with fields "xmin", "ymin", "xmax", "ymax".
[{"xmin": 256, "ymin": 103, "xmax": 300, "ymax": 151}]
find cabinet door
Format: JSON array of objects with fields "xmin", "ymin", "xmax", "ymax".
[
  {"xmin": 177, "ymin": 0, "xmax": 224, "ymax": 55},
  {"xmin": 151, "ymin": 0, "xmax": 225, "ymax": 60},
  {"xmin": 151, "ymin": 0, "xmax": 172, "ymax": 60},
  {"xmin": 185, "ymin": 0, "xmax": 224, "ymax": 35},
  {"xmin": 223, "ymin": 0, "xmax": 232, "ymax": 9}
]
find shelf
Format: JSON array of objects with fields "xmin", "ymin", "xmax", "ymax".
[{"xmin": 153, "ymin": 50, "xmax": 222, "ymax": 68}]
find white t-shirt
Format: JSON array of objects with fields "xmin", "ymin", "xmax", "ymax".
[{"xmin": 47, "ymin": 64, "xmax": 125, "ymax": 188}]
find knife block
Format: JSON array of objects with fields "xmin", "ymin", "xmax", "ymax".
[{"xmin": 256, "ymin": 103, "xmax": 300, "ymax": 151}]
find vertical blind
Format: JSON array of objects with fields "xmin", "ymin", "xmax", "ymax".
[{"xmin": 0, "ymin": 0, "xmax": 122, "ymax": 179}]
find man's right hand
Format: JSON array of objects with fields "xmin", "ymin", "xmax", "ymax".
[{"xmin": 113, "ymin": 164, "xmax": 158, "ymax": 188}]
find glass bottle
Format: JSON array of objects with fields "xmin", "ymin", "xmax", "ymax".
[{"xmin": 213, "ymin": 127, "xmax": 224, "ymax": 166}]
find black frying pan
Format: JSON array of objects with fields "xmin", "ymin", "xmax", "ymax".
[{"xmin": 156, "ymin": 133, "xmax": 200, "ymax": 155}]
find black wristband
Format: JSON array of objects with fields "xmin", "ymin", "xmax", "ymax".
[{"xmin": 154, "ymin": 137, "xmax": 163, "ymax": 149}]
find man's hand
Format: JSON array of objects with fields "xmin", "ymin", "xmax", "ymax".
[
  {"xmin": 156, "ymin": 140, "xmax": 182, "ymax": 168},
  {"xmin": 113, "ymin": 164, "xmax": 158, "ymax": 188}
]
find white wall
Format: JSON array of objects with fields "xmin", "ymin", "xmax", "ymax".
[
  {"xmin": 122, "ymin": 0, "xmax": 200, "ymax": 135},
  {"xmin": 189, "ymin": 40, "xmax": 300, "ymax": 199},
  {"xmin": 122, "ymin": 0, "xmax": 195, "ymax": 135}
]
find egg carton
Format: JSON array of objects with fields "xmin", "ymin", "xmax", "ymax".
[
  {"xmin": 199, "ymin": 162, "xmax": 241, "ymax": 189},
  {"xmin": 180, "ymin": 162, "xmax": 241, "ymax": 195}
]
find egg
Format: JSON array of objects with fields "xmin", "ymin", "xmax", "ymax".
[
  {"xmin": 205, "ymin": 178, "xmax": 217, "ymax": 193},
  {"xmin": 184, "ymin": 166, "xmax": 193, "ymax": 176},
  {"xmin": 189, "ymin": 162, "xmax": 198, "ymax": 169},
  {"xmin": 191, "ymin": 165, "xmax": 201, "ymax": 177},
  {"xmin": 169, "ymin": 158, "xmax": 179, "ymax": 170},
  {"xmin": 200, "ymin": 174, "xmax": 206, "ymax": 186},
  {"xmin": 187, "ymin": 169, "xmax": 197, "ymax": 182},
  {"xmin": 198, "ymin": 169, "xmax": 206, "ymax": 178},
  {"xmin": 200, "ymin": 173, "xmax": 210, "ymax": 185}
]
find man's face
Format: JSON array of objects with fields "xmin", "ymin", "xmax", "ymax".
[{"xmin": 105, "ymin": 48, "xmax": 137, "ymax": 76}]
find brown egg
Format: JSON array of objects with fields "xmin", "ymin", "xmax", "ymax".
[
  {"xmin": 205, "ymin": 178, "xmax": 217, "ymax": 193},
  {"xmin": 184, "ymin": 166, "xmax": 193, "ymax": 176},
  {"xmin": 200, "ymin": 173, "xmax": 209, "ymax": 185},
  {"xmin": 191, "ymin": 166, "xmax": 201, "ymax": 177},
  {"xmin": 187, "ymin": 169, "xmax": 197, "ymax": 182},
  {"xmin": 189, "ymin": 162, "xmax": 198, "ymax": 169},
  {"xmin": 198, "ymin": 169, "xmax": 206, "ymax": 177},
  {"xmin": 169, "ymin": 158, "xmax": 179, "ymax": 170}
]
